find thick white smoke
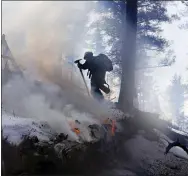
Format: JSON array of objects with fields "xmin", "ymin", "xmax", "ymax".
[
  {"xmin": 2, "ymin": 66, "xmax": 113, "ymax": 141},
  {"xmin": 2, "ymin": 1, "xmax": 113, "ymax": 142}
]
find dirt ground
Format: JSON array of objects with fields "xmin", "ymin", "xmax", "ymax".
[{"xmin": 98, "ymin": 134, "xmax": 188, "ymax": 176}]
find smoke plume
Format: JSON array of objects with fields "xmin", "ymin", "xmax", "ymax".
[{"xmin": 2, "ymin": 1, "xmax": 112, "ymax": 141}]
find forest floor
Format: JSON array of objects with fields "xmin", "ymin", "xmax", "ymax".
[
  {"xmin": 99, "ymin": 132, "xmax": 188, "ymax": 176},
  {"xmin": 2, "ymin": 110, "xmax": 188, "ymax": 176}
]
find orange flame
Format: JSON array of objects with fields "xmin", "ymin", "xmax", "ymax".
[
  {"xmin": 69, "ymin": 121, "xmax": 80, "ymax": 135},
  {"xmin": 73, "ymin": 128, "xmax": 80, "ymax": 135},
  {"xmin": 103, "ymin": 118, "xmax": 116, "ymax": 136}
]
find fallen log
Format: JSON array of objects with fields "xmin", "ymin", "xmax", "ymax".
[
  {"xmin": 133, "ymin": 109, "xmax": 188, "ymax": 144},
  {"xmin": 165, "ymin": 138, "xmax": 188, "ymax": 156}
]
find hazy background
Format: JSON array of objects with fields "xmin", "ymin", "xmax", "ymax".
[
  {"xmin": 2, "ymin": 1, "xmax": 115, "ymax": 141},
  {"xmin": 2, "ymin": 1, "xmax": 188, "ymax": 130}
]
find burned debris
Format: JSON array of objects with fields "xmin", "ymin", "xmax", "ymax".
[{"xmin": 165, "ymin": 138, "xmax": 188, "ymax": 156}]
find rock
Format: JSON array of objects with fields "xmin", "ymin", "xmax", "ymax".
[
  {"xmin": 53, "ymin": 133, "xmax": 68, "ymax": 143},
  {"xmin": 165, "ymin": 163, "xmax": 181, "ymax": 170}
]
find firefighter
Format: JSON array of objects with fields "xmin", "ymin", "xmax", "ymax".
[{"xmin": 77, "ymin": 52, "xmax": 113, "ymax": 101}]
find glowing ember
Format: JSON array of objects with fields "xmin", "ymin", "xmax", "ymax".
[
  {"xmin": 68, "ymin": 120, "xmax": 81, "ymax": 135},
  {"xmin": 103, "ymin": 118, "xmax": 116, "ymax": 136},
  {"xmin": 73, "ymin": 128, "xmax": 80, "ymax": 135},
  {"xmin": 68, "ymin": 118, "xmax": 117, "ymax": 137}
]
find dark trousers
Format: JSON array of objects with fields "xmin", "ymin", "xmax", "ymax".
[{"xmin": 91, "ymin": 82, "xmax": 104, "ymax": 101}]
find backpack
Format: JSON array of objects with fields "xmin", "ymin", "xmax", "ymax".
[{"xmin": 96, "ymin": 54, "xmax": 113, "ymax": 72}]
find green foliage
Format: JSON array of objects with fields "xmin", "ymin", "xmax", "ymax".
[
  {"xmin": 87, "ymin": 1, "xmax": 178, "ymax": 76},
  {"xmin": 167, "ymin": 74, "xmax": 186, "ymax": 126}
]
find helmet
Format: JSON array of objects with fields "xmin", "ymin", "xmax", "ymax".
[{"xmin": 84, "ymin": 51, "xmax": 93, "ymax": 60}]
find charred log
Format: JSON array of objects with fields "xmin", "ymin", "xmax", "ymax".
[{"xmin": 165, "ymin": 138, "xmax": 188, "ymax": 155}]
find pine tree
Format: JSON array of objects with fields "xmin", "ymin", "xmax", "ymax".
[{"xmin": 167, "ymin": 74, "xmax": 185, "ymax": 128}]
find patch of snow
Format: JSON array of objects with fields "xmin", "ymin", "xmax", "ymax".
[
  {"xmin": 2, "ymin": 111, "xmax": 56, "ymax": 145},
  {"xmin": 170, "ymin": 128, "xmax": 188, "ymax": 137},
  {"xmin": 169, "ymin": 147, "xmax": 188, "ymax": 160}
]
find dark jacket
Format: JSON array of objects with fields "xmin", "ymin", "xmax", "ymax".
[{"xmin": 78, "ymin": 57, "xmax": 106, "ymax": 86}]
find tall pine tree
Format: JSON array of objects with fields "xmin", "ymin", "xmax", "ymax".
[{"xmin": 167, "ymin": 74, "xmax": 185, "ymax": 128}]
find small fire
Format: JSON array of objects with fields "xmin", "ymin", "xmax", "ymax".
[
  {"xmin": 68, "ymin": 120, "xmax": 81, "ymax": 135},
  {"xmin": 73, "ymin": 128, "xmax": 80, "ymax": 135},
  {"xmin": 68, "ymin": 118, "xmax": 117, "ymax": 137},
  {"xmin": 103, "ymin": 118, "xmax": 116, "ymax": 136}
]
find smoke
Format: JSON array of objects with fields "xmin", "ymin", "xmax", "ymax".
[
  {"xmin": 2, "ymin": 1, "xmax": 92, "ymax": 66},
  {"xmin": 2, "ymin": 1, "xmax": 113, "ymax": 142},
  {"xmin": 2, "ymin": 64, "xmax": 112, "ymax": 141}
]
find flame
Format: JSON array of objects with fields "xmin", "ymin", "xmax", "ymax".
[
  {"xmin": 68, "ymin": 120, "xmax": 80, "ymax": 135},
  {"xmin": 68, "ymin": 118, "xmax": 116, "ymax": 137},
  {"xmin": 73, "ymin": 128, "xmax": 80, "ymax": 135},
  {"xmin": 103, "ymin": 118, "xmax": 116, "ymax": 136}
]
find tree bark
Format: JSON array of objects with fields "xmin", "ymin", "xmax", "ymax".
[{"xmin": 118, "ymin": 0, "xmax": 138, "ymax": 113}]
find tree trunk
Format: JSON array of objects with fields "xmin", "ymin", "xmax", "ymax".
[{"xmin": 118, "ymin": 0, "xmax": 138, "ymax": 113}]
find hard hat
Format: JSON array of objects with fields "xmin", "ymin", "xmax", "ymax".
[{"xmin": 84, "ymin": 51, "xmax": 93, "ymax": 60}]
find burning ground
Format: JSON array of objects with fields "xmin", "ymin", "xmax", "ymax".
[
  {"xmin": 2, "ymin": 106, "xmax": 188, "ymax": 175},
  {"xmin": 2, "ymin": 63, "xmax": 188, "ymax": 176},
  {"xmin": 1, "ymin": 72, "xmax": 125, "ymax": 175},
  {"xmin": 2, "ymin": 103, "xmax": 125, "ymax": 175}
]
